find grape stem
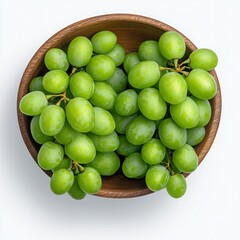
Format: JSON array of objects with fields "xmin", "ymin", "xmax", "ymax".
[
  {"xmin": 178, "ymin": 58, "xmax": 190, "ymax": 67},
  {"xmin": 69, "ymin": 67, "xmax": 77, "ymax": 77},
  {"xmin": 166, "ymin": 150, "xmax": 175, "ymax": 176},
  {"xmin": 72, "ymin": 160, "xmax": 85, "ymax": 173}
]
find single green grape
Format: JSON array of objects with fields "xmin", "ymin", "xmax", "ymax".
[
  {"xmin": 67, "ymin": 36, "xmax": 93, "ymax": 67},
  {"xmin": 89, "ymin": 82, "xmax": 117, "ymax": 110},
  {"xmin": 114, "ymin": 89, "xmax": 139, "ymax": 116},
  {"xmin": 105, "ymin": 68, "xmax": 128, "ymax": 93},
  {"xmin": 44, "ymin": 48, "xmax": 69, "ymax": 71},
  {"xmin": 158, "ymin": 31, "xmax": 186, "ymax": 60},
  {"xmin": 189, "ymin": 48, "xmax": 218, "ymax": 71},
  {"xmin": 37, "ymin": 141, "xmax": 64, "ymax": 170},
  {"xmin": 122, "ymin": 153, "xmax": 148, "ymax": 178},
  {"xmin": 68, "ymin": 176, "xmax": 86, "ymax": 200},
  {"xmin": 191, "ymin": 96, "xmax": 212, "ymax": 127},
  {"xmin": 88, "ymin": 152, "xmax": 120, "ymax": 176},
  {"xmin": 138, "ymin": 40, "xmax": 167, "ymax": 66},
  {"xmin": 145, "ymin": 165, "xmax": 170, "ymax": 191},
  {"xmin": 39, "ymin": 105, "xmax": 65, "ymax": 136},
  {"xmin": 173, "ymin": 144, "xmax": 198, "ymax": 173},
  {"xmin": 170, "ymin": 97, "xmax": 199, "ymax": 129},
  {"xmin": 52, "ymin": 157, "xmax": 72, "ymax": 172},
  {"xmin": 186, "ymin": 127, "xmax": 206, "ymax": 146},
  {"xmin": 69, "ymin": 71, "xmax": 94, "ymax": 99},
  {"xmin": 77, "ymin": 167, "xmax": 102, "ymax": 194},
  {"xmin": 30, "ymin": 115, "xmax": 54, "ymax": 144},
  {"xmin": 138, "ymin": 88, "xmax": 167, "ymax": 120},
  {"xmin": 158, "ymin": 118, "xmax": 187, "ymax": 150},
  {"xmin": 186, "ymin": 69, "xmax": 217, "ymax": 100},
  {"xmin": 87, "ymin": 131, "xmax": 119, "ymax": 152},
  {"xmin": 117, "ymin": 135, "xmax": 141, "ymax": 156},
  {"xmin": 166, "ymin": 174, "xmax": 187, "ymax": 198},
  {"xmin": 86, "ymin": 55, "xmax": 116, "ymax": 81},
  {"xmin": 123, "ymin": 52, "xmax": 141, "ymax": 73},
  {"xmin": 128, "ymin": 61, "xmax": 160, "ymax": 89},
  {"xmin": 19, "ymin": 91, "xmax": 48, "ymax": 116},
  {"xmin": 91, "ymin": 107, "xmax": 115, "ymax": 135},
  {"xmin": 112, "ymin": 112, "xmax": 137, "ymax": 134},
  {"xmin": 29, "ymin": 76, "xmax": 48, "ymax": 94},
  {"xmin": 126, "ymin": 115, "xmax": 156, "ymax": 145},
  {"xmin": 159, "ymin": 72, "xmax": 187, "ymax": 104},
  {"xmin": 54, "ymin": 120, "xmax": 78, "ymax": 145},
  {"xmin": 43, "ymin": 70, "xmax": 69, "ymax": 94},
  {"xmin": 66, "ymin": 97, "xmax": 94, "ymax": 133},
  {"xmin": 50, "ymin": 169, "xmax": 74, "ymax": 195},
  {"xmin": 65, "ymin": 133, "xmax": 96, "ymax": 164},
  {"xmin": 91, "ymin": 30, "xmax": 117, "ymax": 54},
  {"xmin": 141, "ymin": 138, "xmax": 166, "ymax": 165},
  {"xmin": 106, "ymin": 43, "xmax": 126, "ymax": 66}
]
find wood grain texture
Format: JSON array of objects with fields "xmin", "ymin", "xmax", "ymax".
[{"xmin": 17, "ymin": 14, "xmax": 222, "ymax": 198}]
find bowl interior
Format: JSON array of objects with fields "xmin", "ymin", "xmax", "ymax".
[{"xmin": 17, "ymin": 14, "xmax": 221, "ymax": 198}]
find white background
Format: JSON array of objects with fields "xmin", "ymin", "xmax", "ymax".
[{"xmin": 0, "ymin": 0, "xmax": 239, "ymax": 239}]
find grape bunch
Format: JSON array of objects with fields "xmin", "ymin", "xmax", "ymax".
[{"xmin": 19, "ymin": 30, "xmax": 218, "ymax": 199}]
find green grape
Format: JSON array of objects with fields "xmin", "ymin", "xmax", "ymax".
[
  {"xmin": 126, "ymin": 115, "xmax": 156, "ymax": 145},
  {"xmin": 37, "ymin": 141, "xmax": 64, "ymax": 170},
  {"xmin": 69, "ymin": 71, "xmax": 94, "ymax": 99},
  {"xmin": 29, "ymin": 76, "xmax": 48, "ymax": 94},
  {"xmin": 43, "ymin": 70, "xmax": 69, "ymax": 94},
  {"xmin": 44, "ymin": 48, "xmax": 69, "ymax": 71},
  {"xmin": 138, "ymin": 40, "xmax": 167, "ymax": 66},
  {"xmin": 91, "ymin": 107, "xmax": 115, "ymax": 135},
  {"xmin": 68, "ymin": 176, "xmax": 86, "ymax": 200},
  {"xmin": 106, "ymin": 43, "xmax": 126, "ymax": 66},
  {"xmin": 170, "ymin": 97, "xmax": 199, "ymax": 129},
  {"xmin": 158, "ymin": 31, "xmax": 186, "ymax": 60},
  {"xmin": 50, "ymin": 169, "xmax": 74, "ymax": 195},
  {"xmin": 66, "ymin": 97, "xmax": 94, "ymax": 132},
  {"xmin": 89, "ymin": 82, "xmax": 117, "ymax": 110},
  {"xmin": 91, "ymin": 30, "xmax": 117, "ymax": 54},
  {"xmin": 105, "ymin": 68, "xmax": 127, "ymax": 93},
  {"xmin": 54, "ymin": 120, "xmax": 78, "ymax": 145},
  {"xmin": 112, "ymin": 112, "xmax": 137, "ymax": 134},
  {"xmin": 123, "ymin": 52, "xmax": 141, "ymax": 73},
  {"xmin": 189, "ymin": 48, "xmax": 218, "ymax": 71},
  {"xmin": 87, "ymin": 131, "xmax": 119, "ymax": 152},
  {"xmin": 145, "ymin": 165, "xmax": 170, "ymax": 191},
  {"xmin": 191, "ymin": 96, "xmax": 212, "ymax": 127},
  {"xmin": 159, "ymin": 72, "xmax": 187, "ymax": 104},
  {"xmin": 88, "ymin": 152, "xmax": 120, "ymax": 176},
  {"xmin": 52, "ymin": 157, "xmax": 72, "ymax": 172},
  {"xmin": 166, "ymin": 174, "xmax": 187, "ymax": 198},
  {"xmin": 138, "ymin": 88, "xmax": 167, "ymax": 120},
  {"xmin": 65, "ymin": 133, "xmax": 96, "ymax": 164},
  {"xmin": 117, "ymin": 135, "xmax": 141, "ymax": 156},
  {"xmin": 186, "ymin": 69, "xmax": 217, "ymax": 100},
  {"xmin": 114, "ymin": 89, "xmax": 138, "ymax": 116},
  {"xmin": 122, "ymin": 153, "xmax": 148, "ymax": 178},
  {"xmin": 30, "ymin": 115, "xmax": 54, "ymax": 144},
  {"xmin": 67, "ymin": 36, "xmax": 93, "ymax": 67},
  {"xmin": 128, "ymin": 61, "xmax": 160, "ymax": 89},
  {"xmin": 187, "ymin": 127, "xmax": 206, "ymax": 146},
  {"xmin": 19, "ymin": 91, "xmax": 48, "ymax": 116},
  {"xmin": 141, "ymin": 138, "xmax": 166, "ymax": 165},
  {"xmin": 173, "ymin": 144, "xmax": 198, "ymax": 173},
  {"xmin": 158, "ymin": 118, "xmax": 187, "ymax": 150},
  {"xmin": 86, "ymin": 55, "xmax": 116, "ymax": 81},
  {"xmin": 39, "ymin": 105, "xmax": 65, "ymax": 136},
  {"xmin": 77, "ymin": 167, "xmax": 102, "ymax": 194}
]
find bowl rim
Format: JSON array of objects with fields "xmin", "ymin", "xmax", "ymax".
[{"xmin": 17, "ymin": 13, "xmax": 222, "ymax": 198}]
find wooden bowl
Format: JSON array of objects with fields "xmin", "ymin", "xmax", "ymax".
[{"xmin": 17, "ymin": 14, "xmax": 222, "ymax": 198}]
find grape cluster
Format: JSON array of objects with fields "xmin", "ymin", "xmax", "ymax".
[{"xmin": 19, "ymin": 30, "xmax": 218, "ymax": 199}]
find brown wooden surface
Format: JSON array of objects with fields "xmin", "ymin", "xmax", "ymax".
[{"xmin": 17, "ymin": 14, "xmax": 222, "ymax": 198}]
